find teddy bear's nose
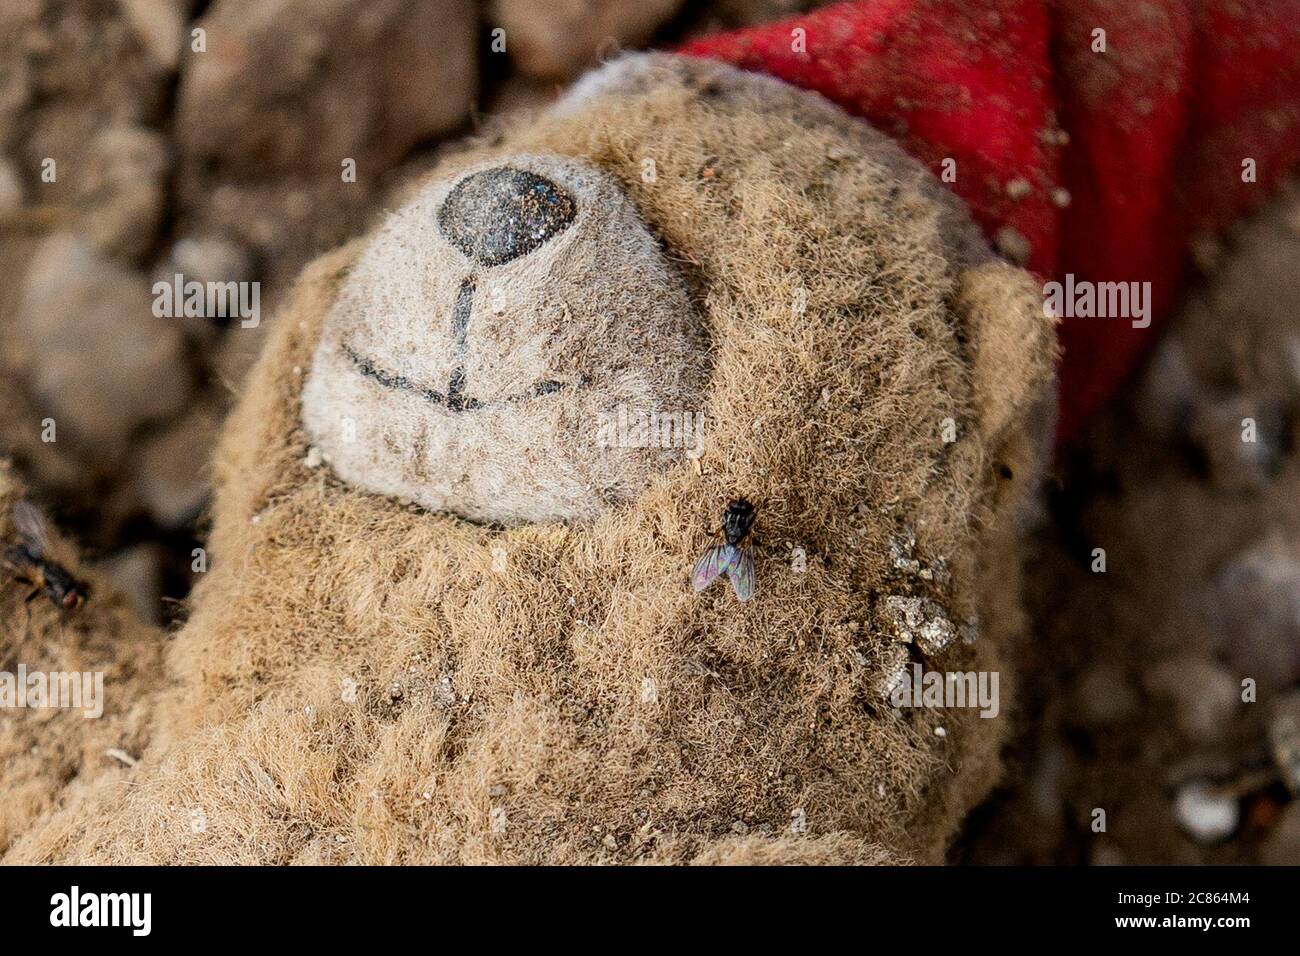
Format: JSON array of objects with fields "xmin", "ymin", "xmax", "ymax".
[{"xmin": 437, "ymin": 166, "xmax": 577, "ymax": 267}]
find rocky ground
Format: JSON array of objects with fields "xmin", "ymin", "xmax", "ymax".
[
  {"xmin": 960, "ymin": 185, "xmax": 1300, "ymax": 865},
  {"xmin": 1, "ymin": 0, "xmax": 1296, "ymax": 864}
]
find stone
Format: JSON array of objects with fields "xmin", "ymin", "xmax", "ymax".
[
  {"xmin": 1190, "ymin": 394, "xmax": 1284, "ymax": 492},
  {"xmin": 490, "ymin": 0, "xmax": 684, "ymax": 80},
  {"xmin": 18, "ymin": 233, "xmax": 190, "ymax": 460},
  {"xmin": 118, "ymin": 0, "xmax": 189, "ymax": 72},
  {"xmin": 77, "ymin": 125, "xmax": 171, "ymax": 261},
  {"xmin": 176, "ymin": 0, "xmax": 476, "ymax": 176},
  {"xmin": 134, "ymin": 404, "xmax": 221, "ymax": 528},
  {"xmin": 1208, "ymin": 533, "xmax": 1300, "ymax": 688},
  {"xmin": 1172, "ymin": 780, "xmax": 1238, "ymax": 844},
  {"xmin": 0, "ymin": 9, "xmax": 34, "ymax": 145},
  {"xmin": 881, "ymin": 595, "xmax": 957, "ymax": 656},
  {"xmin": 1144, "ymin": 655, "xmax": 1239, "ymax": 741},
  {"xmin": 159, "ymin": 233, "xmax": 255, "ymax": 341},
  {"xmin": 168, "ymin": 234, "xmax": 253, "ymax": 287},
  {"xmin": 875, "ymin": 642, "xmax": 911, "ymax": 702},
  {"xmin": 888, "ymin": 528, "xmax": 920, "ymax": 574}
]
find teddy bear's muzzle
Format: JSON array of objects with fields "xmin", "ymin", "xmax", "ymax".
[{"xmin": 301, "ymin": 151, "xmax": 707, "ymax": 525}]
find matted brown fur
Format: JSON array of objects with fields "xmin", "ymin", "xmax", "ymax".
[
  {"xmin": 4, "ymin": 55, "xmax": 1056, "ymax": 864},
  {"xmin": 0, "ymin": 467, "xmax": 166, "ymax": 855}
]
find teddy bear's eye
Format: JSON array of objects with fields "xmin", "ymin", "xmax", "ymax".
[{"xmin": 437, "ymin": 166, "xmax": 576, "ymax": 267}]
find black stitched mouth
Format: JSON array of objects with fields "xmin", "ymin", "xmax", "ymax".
[{"xmin": 343, "ymin": 344, "xmax": 571, "ymax": 410}]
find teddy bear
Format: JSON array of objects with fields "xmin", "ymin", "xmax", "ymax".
[{"xmin": 1, "ymin": 52, "xmax": 1056, "ymax": 864}]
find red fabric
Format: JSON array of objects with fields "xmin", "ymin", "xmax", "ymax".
[{"xmin": 679, "ymin": 0, "xmax": 1300, "ymax": 442}]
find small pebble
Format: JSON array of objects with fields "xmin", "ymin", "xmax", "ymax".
[
  {"xmin": 882, "ymin": 595, "xmax": 957, "ymax": 656},
  {"xmin": 889, "ymin": 529, "xmax": 920, "ymax": 574},
  {"xmin": 1173, "ymin": 781, "xmax": 1239, "ymax": 844},
  {"xmin": 875, "ymin": 643, "xmax": 911, "ymax": 701}
]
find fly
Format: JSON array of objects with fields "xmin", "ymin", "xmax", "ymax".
[
  {"xmin": 692, "ymin": 498, "xmax": 756, "ymax": 602},
  {"xmin": 3, "ymin": 500, "xmax": 89, "ymax": 614}
]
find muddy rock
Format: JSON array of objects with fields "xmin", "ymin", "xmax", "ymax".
[
  {"xmin": 177, "ymin": 0, "xmax": 476, "ymax": 176},
  {"xmin": 13, "ymin": 1, "xmax": 170, "ymax": 183},
  {"xmin": 874, "ymin": 642, "xmax": 911, "ymax": 702},
  {"xmin": 1172, "ymin": 780, "xmax": 1238, "ymax": 844},
  {"xmin": 119, "ymin": 0, "xmax": 191, "ymax": 73},
  {"xmin": 157, "ymin": 233, "xmax": 255, "ymax": 341},
  {"xmin": 1144, "ymin": 656, "xmax": 1240, "ymax": 741},
  {"xmin": 490, "ymin": 0, "xmax": 683, "ymax": 80},
  {"xmin": 0, "ymin": 34, "xmax": 32, "ymax": 150},
  {"xmin": 882, "ymin": 595, "xmax": 957, "ymax": 656},
  {"xmin": 133, "ymin": 402, "xmax": 220, "ymax": 529},
  {"xmin": 1208, "ymin": 532, "xmax": 1300, "ymax": 689},
  {"xmin": 1189, "ymin": 394, "xmax": 1285, "ymax": 492},
  {"xmin": 77, "ymin": 124, "xmax": 170, "ymax": 261},
  {"xmin": 168, "ymin": 233, "xmax": 253, "ymax": 287},
  {"xmin": 18, "ymin": 232, "xmax": 190, "ymax": 461}
]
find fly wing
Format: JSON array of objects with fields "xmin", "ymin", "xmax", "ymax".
[
  {"xmin": 692, "ymin": 544, "xmax": 733, "ymax": 592},
  {"xmin": 728, "ymin": 547, "xmax": 755, "ymax": 602},
  {"xmin": 11, "ymin": 500, "xmax": 51, "ymax": 557}
]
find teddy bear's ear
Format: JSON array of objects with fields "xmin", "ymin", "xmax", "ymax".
[{"xmin": 955, "ymin": 261, "xmax": 1059, "ymax": 455}]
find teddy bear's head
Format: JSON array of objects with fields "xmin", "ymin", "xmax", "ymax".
[
  {"xmin": 130, "ymin": 53, "xmax": 1058, "ymax": 865},
  {"xmin": 302, "ymin": 154, "xmax": 706, "ymax": 525}
]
